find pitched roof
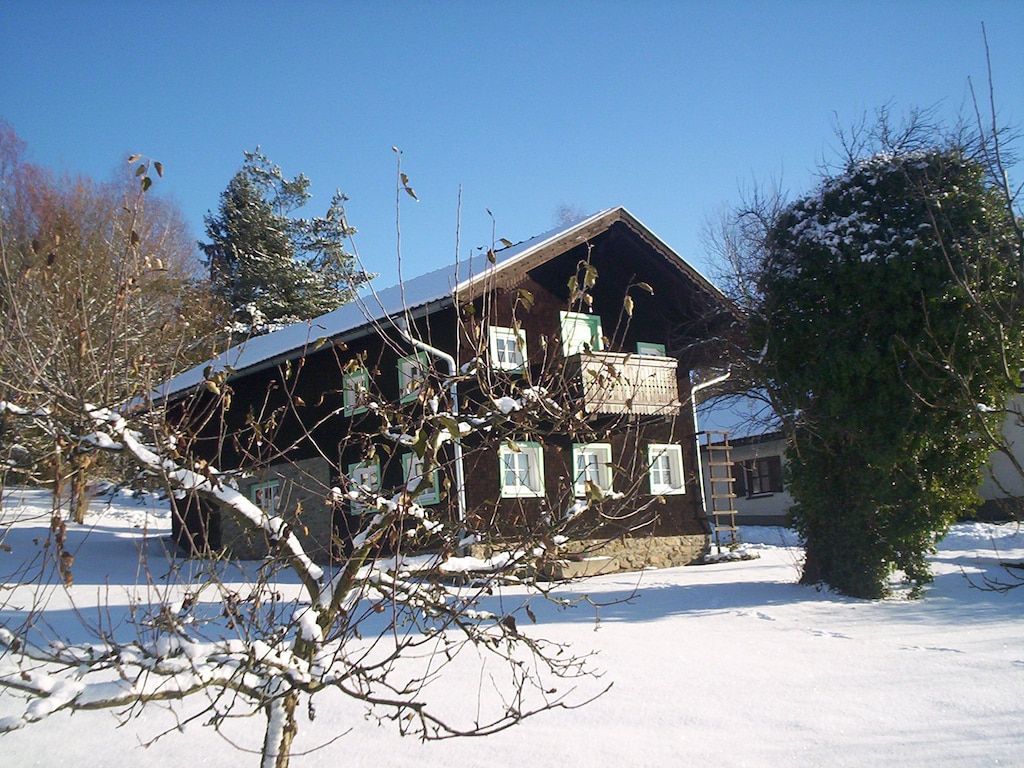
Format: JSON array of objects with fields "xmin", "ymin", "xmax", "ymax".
[{"xmin": 157, "ymin": 206, "xmax": 728, "ymax": 401}]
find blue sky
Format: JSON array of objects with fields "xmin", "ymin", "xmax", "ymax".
[{"xmin": 2, "ymin": 1, "xmax": 1021, "ymax": 289}]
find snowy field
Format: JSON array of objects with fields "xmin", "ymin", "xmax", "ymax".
[{"xmin": 1, "ymin": 487, "xmax": 1022, "ymax": 767}]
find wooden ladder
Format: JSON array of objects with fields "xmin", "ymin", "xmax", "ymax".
[{"xmin": 703, "ymin": 430, "xmax": 739, "ymax": 552}]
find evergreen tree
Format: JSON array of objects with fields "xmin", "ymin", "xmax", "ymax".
[
  {"xmin": 201, "ymin": 150, "xmax": 368, "ymax": 334},
  {"xmin": 756, "ymin": 146, "xmax": 1022, "ymax": 597}
]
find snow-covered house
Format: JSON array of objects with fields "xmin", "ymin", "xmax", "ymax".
[{"xmin": 159, "ymin": 207, "xmax": 739, "ymax": 569}]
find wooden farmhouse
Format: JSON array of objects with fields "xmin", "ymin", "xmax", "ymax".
[{"xmin": 160, "ymin": 207, "xmax": 739, "ymax": 573}]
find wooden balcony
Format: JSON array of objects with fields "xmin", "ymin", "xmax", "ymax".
[{"xmin": 565, "ymin": 352, "xmax": 681, "ymax": 416}]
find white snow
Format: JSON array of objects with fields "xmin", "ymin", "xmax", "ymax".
[
  {"xmin": 493, "ymin": 395, "xmax": 521, "ymax": 414},
  {"xmin": 1, "ymin": 487, "xmax": 1022, "ymax": 766}
]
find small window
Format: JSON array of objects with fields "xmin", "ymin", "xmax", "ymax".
[
  {"xmin": 342, "ymin": 368, "xmax": 369, "ymax": 416},
  {"xmin": 250, "ymin": 480, "xmax": 281, "ymax": 514},
  {"xmin": 398, "ymin": 353, "xmax": 430, "ymax": 403},
  {"xmin": 348, "ymin": 459, "xmax": 381, "ymax": 512},
  {"xmin": 636, "ymin": 341, "xmax": 666, "ymax": 356},
  {"xmin": 572, "ymin": 442, "xmax": 613, "ymax": 497},
  {"xmin": 488, "ymin": 326, "xmax": 527, "ymax": 371},
  {"xmin": 560, "ymin": 311, "xmax": 603, "ymax": 357},
  {"xmin": 734, "ymin": 456, "xmax": 784, "ymax": 498},
  {"xmin": 499, "ymin": 441, "xmax": 545, "ymax": 498},
  {"xmin": 648, "ymin": 443, "xmax": 685, "ymax": 495},
  {"xmin": 402, "ymin": 452, "xmax": 441, "ymax": 506}
]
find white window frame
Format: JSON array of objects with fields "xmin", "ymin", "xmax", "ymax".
[
  {"xmin": 648, "ymin": 443, "xmax": 686, "ymax": 495},
  {"xmin": 348, "ymin": 458, "xmax": 381, "ymax": 512},
  {"xmin": 559, "ymin": 311, "xmax": 603, "ymax": 357},
  {"xmin": 342, "ymin": 368, "xmax": 369, "ymax": 416},
  {"xmin": 572, "ymin": 442, "xmax": 614, "ymax": 497},
  {"xmin": 488, "ymin": 325, "xmax": 527, "ymax": 371},
  {"xmin": 398, "ymin": 352, "xmax": 430, "ymax": 403},
  {"xmin": 250, "ymin": 479, "xmax": 281, "ymax": 514},
  {"xmin": 499, "ymin": 441, "xmax": 545, "ymax": 498},
  {"xmin": 402, "ymin": 452, "xmax": 441, "ymax": 506},
  {"xmin": 636, "ymin": 341, "xmax": 666, "ymax": 356}
]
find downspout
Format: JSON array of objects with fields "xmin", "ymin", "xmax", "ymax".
[
  {"xmin": 690, "ymin": 368, "xmax": 731, "ymax": 523},
  {"xmin": 395, "ymin": 318, "xmax": 468, "ymax": 528}
]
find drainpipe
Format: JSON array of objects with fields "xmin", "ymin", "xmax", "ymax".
[
  {"xmin": 690, "ymin": 368, "xmax": 731, "ymax": 522},
  {"xmin": 395, "ymin": 318, "xmax": 468, "ymax": 528}
]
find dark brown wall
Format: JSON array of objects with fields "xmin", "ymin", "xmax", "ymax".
[{"xmin": 175, "ymin": 220, "xmax": 730, "ymax": 545}]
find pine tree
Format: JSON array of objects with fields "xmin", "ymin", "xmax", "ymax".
[{"xmin": 201, "ymin": 150, "xmax": 369, "ymax": 335}]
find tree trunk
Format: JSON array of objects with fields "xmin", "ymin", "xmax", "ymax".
[
  {"xmin": 68, "ymin": 457, "xmax": 90, "ymax": 525},
  {"xmin": 261, "ymin": 691, "xmax": 299, "ymax": 768}
]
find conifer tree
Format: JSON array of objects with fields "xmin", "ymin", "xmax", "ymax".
[{"xmin": 201, "ymin": 150, "xmax": 369, "ymax": 335}]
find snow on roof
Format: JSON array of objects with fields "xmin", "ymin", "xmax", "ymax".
[{"xmin": 156, "ymin": 208, "xmax": 621, "ymax": 401}]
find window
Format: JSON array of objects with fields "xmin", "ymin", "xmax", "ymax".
[
  {"xmin": 499, "ymin": 441, "xmax": 545, "ymax": 498},
  {"xmin": 733, "ymin": 456, "xmax": 784, "ymax": 498},
  {"xmin": 348, "ymin": 459, "xmax": 381, "ymax": 512},
  {"xmin": 648, "ymin": 443, "xmax": 685, "ymax": 495},
  {"xmin": 342, "ymin": 368, "xmax": 369, "ymax": 416},
  {"xmin": 488, "ymin": 326, "xmax": 527, "ymax": 371},
  {"xmin": 250, "ymin": 480, "xmax": 281, "ymax": 514},
  {"xmin": 402, "ymin": 452, "xmax": 441, "ymax": 506},
  {"xmin": 572, "ymin": 442, "xmax": 613, "ymax": 497},
  {"xmin": 398, "ymin": 353, "xmax": 430, "ymax": 403},
  {"xmin": 636, "ymin": 341, "xmax": 666, "ymax": 356},
  {"xmin": 559, "ymin": 311, "xmax": 603, "ymax": 357}
]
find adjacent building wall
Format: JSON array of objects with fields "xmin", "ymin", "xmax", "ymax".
[{"xmin": 701, "ymin": 433, "xmax": 792, "ymax": 526}]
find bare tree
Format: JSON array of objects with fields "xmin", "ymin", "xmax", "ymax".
[
  {"xmin": 0, "ymin": 163, "xmax": 717, "ymax": 765},
  {"xmin": 0, "ymin": 122, "xmax": 221, "ymax": 522}
]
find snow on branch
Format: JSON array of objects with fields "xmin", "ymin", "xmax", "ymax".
[{"xmin": 83, "ymin": 405, "xmax": 325, "ymax": 592}]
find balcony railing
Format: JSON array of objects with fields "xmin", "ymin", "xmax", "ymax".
[{"xmin": 565, "ymin": 352, "xmax": 681, "ymax": 415}]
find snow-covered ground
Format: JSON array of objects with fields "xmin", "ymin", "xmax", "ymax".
[{"xmin": 1, "ymin": 487, "xmax": 1022, "ymax": 767}]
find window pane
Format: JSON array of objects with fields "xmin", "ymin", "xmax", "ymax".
[
  {"xmin": 648, "ymin": 444, "xmax": 684, "ymax": 495},
  {"xmin": 343, "ymin": 370, "xmax": 368, "ymax": 414},
  {"xmin": 576, "ymin": 451, "xmax": 603, "ymax": 488},
  {"xmin": 652, "ymin": 453, "xmax": 672, "ymax": 486},
  {"xmin": 490, "ymin": 327, "xmax": 526, "ymax": 370},
  {"xmin": 400, "ymin": 355, "xmax": 427, "ymax": 399},
  {"xmin": 502, "ymin": 452, "xmax": 529, "ymax": 487},
  {"xmin": 500, "ymin": 443, "xmax": 544, "ymax": 497}
]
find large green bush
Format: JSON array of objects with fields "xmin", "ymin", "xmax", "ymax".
[{"xmin": 758, "ymin": 148, "xmax": 1022, "ymax": 597}]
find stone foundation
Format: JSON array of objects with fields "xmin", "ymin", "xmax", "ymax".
[
  {"xmin": 559, "ymin": 534, "xmax": 709, "ymax": 572},
  {"xmin": 468, "ymin": 533, "xmax": 709, "ymax": 577}
]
